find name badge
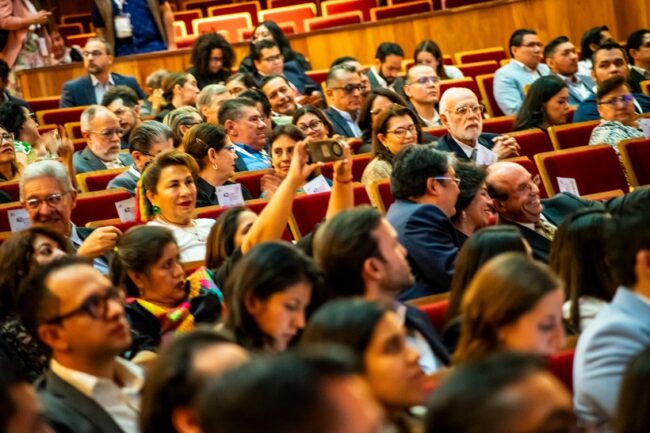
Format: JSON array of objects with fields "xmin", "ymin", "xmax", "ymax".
[
  {"xmin": 114, "ymin": 15, "xmax": 133, "ymax": 39},
  {"xmin": 302, "ymin": 175, "xmax": 331, "ymax": 195},
  {"xmin": 8, "ymin": 208, "xmax": 32, "ymax": 233},
  {"xmin": 216, "ymin": 183, "xmax": 245, "ymax": 208}
]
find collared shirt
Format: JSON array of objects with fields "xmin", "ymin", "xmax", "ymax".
[
  {"xmin": 331, "ymin": 105, "xmax": 362, "ymax": 137},
  {"xmin": 68, "ymin": 222, "xmax": 110, "ymax": 274},
  {"xmin": 90, "ymin": 73, "xmax": 115, "ymax": 105},
  {"xmin": 104, "ymin": 158, "xmax": 126, "ymax": 169},
  {"xmin": 454, "ymin": 137, "xmax": 497, "ymax": 166},
  {"xmin": 513, "ymin": 59, "xmax": 545, "ymax": 79},
  {"xmin": 419, "ymin": 110, "xmax": 441, "ymax": 127},
  {"xmin": 368, "ymin": 67, "xmax": 396, "ymax": 91},
  {"xmin": 51, "ymin": 358, "xmax": 144, "ymax": 433},
  {"xmin": 557, "ymin": 73, "xmax": 592, "ymax": 101},
  {"xmin": 128, "ymin": 164, "xmax": 141, "ymax": 179},
  {"xmin": 631, "ymin": 65, "xmax": 650, "ymax": 80},
  {"xmin": 233, "ymin": 143, "xmax": 271, "ymax": 171},
  {"xmin": 513, "ymin": 213, "xmax": 554, "ymax": 232}
]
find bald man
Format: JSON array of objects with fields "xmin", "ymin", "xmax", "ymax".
[{"xmin": 403, "ymin": 64, "xmax": 441, "ymax": 127}]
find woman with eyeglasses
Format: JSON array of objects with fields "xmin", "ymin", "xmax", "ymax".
[
  {"xmin": 182, "ymin": 123, "xmax": 252, "ymax": 207},
  {"xmin": 292, "ymin": 105, "xmax": 335, "ymax": 143},
  {"xmin": 156, "ymin": 72, "xmax": 201, "ymax": 122},
  {"xmin": 361, "ymin": 105, "xmax": 422, "ymax": 199},
  {"xmin": 413, "ymin": 40, "xmax": 463, "ymax": 80},
  {"xmin": 0, "ymin": 226, "xmax": 70, "ymax": 380},
  {"xmin": 589, "ymin": 75, "xmax": 644, "ymax": 157},
  {"xmin": 514, "ymin": 75, "xmax": 570, "ymax": 132},
  {"xmin": 188, "ymin": 33, "xmax": 235, "ymax": 90},
  {"xmin": 357, "ymin": 88, "xmax": 409, "ymax": 154}
]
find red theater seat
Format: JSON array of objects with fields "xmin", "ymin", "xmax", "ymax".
[
  {"xmin": 208, "ymin": 2, "xmax": 261, "ymax": 27},
  {"xmin": 0, "ymin": 201, "xmax": 23, "ymax": 233},
  {"xmin": 57, "ymin": 23, "xmax": 84, "ymax": 38},
  {"xmin": 0, "ymin": 180, "xmax": 19, "ymax": 202},
  {"xmin": 319, "ymin": 153, "xmax": 372, "ymax": 182},
  {"xmin": 231, "ymin": 169, "xmax": 269, "ymax": 199},
  {"xmin": 619, "ymin": 137, "xmax": 650, "ymax": 187},
  {"xmin": 368, "ymin": 178, "xmax": 393, "ymax": 213},
  {"xmin": 418, "ymin": 299, "xmax": 449, "ymax": 334},
  {"xmin": 26, "ymin": 96, "xmax": 60, "ymax": 112},
  {"xmin": 239, "ymin": 22, "xmax": 296, "ymax": 41},
  {"xmin": 306, "ymin": 68, "xmax": 329, "ymax": 85},
  {"xmin": 173, "ymin": 9, "xmax": 202, "ymax": 36},
  {"xmin": 60, "ymin": 13, "xmax": 93, "ymax": 33},
  {"xmin": 183, "ymin": 0, "xmax": 233, "ymax": 16},
  {"xmin": 77, "ymin": 168, "xmax": 129, "ymax": 193},
  {"xmin": 456, "ymin": 60, "xmax": 499, "ymax": 79},
  {"xmin": 476, "ymin": 73, "xmax": 505, "ymax": 117},
  {"xmin": 73, "ymin": 189, "xmax": 133, "ymax": 226},
  {"xmin": 548, "ymin": 120, "xmax": 600, "ymax": 150},
  {"xmin": 321, "ymin": 0, "xmax": 376, "ymax": 21},
  {"xmin": 547, "ymin": 349, "xmax": 575, "ymax": 393},
  {"xmin": 455, "ymin": 46, "xmax": 507, "ymax": 64},
  {"xmin": 535, "ymin": 145, "xmax": 629, "ymax": 197},
  {"xmin": 86, "ymin": 217, "xmax": 142, "ymax": 233},
  {"xmin": 439, "ymin": 77, "xmax": 480, "ymax": 100},
  {"xmin": 259, "ymin": 3, "xmax": 317, "ymax": 33},
  {"xmin": 506, "ymin": 156, "xmax": 548, "ymax": 198},
  {"xmin": 65, "ymin": 122, "xmax": 83, "ymax": 140},
  {"xmin": 67, "ymin": 33, "xmax": 96, "ymax": 47},
  {"xmin": 304, "ymin": 11, "xmax": 363, "ymax": 31},
  {"xmin": 37, "ymin": 106, "xmax": 87, "ymax": 127},
  {"xmin": 193, "ymin": 13, "xmax": 253, "ymax": 42},
  {"xmin": 370, "ymin": 0, "xmax": 432, "ymax": 21},
  {"xmin": 422, "ymin": 126, "xmax": 448, "ymax": 138},
  {"xmin": 482, "ymin": 115, "xmax": 515, "ymax": 134},
  {"xmin": 506, "ymin": 129, "xmax": 554, "ymax": 161}
]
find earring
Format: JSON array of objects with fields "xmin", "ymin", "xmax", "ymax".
[
  {"xmin": 213, "ymin": 163, "xmax": 218, "ymax": 171},
  {"xmin": 152, "ymin": 204, "xmax": 161, "ymax": 214}
]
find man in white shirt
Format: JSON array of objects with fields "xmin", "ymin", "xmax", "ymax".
[
  {"xmin": 403, "ymin": 64, "xmax": 441, "ymax": 127},
  {"xmin": 544, "ymin": 36, "xmax": 595, "ymax": 105},
  {"xmin": 494, "ymin": 29, "xmax": 551, "ymax": 115},
  {"xmin": 366, "ymin": 42, "xmax": 404, "ymax": 91},
  {"xmin": 324, "ymin": 64, "xmax": 364, "ymax": 138},
  {"xmin": 18, "ymin": 257, "xmax": 144, "ymax": 433}
]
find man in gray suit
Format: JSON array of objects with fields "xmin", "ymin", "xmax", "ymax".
[
  {"xmin": 18, "ymin": 256, "xmax": 143, "ymax": 433},
  {"xmin": 573, "ymin": 208, "xmax": 650, "ymax": 433},
  {"xmin": 73, "ymin": 106, "xmax": 133, "ymax": 174}
]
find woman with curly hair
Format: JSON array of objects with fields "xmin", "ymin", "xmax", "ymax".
[{"xmin": 188, "ymin": 33, "xmax": 236, "ymax": 89}]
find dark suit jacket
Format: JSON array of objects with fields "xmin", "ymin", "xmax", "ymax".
[
  {"xmin": 405, "ymin": 304, "xmax": 451, "ymax": 366},
  {"xmin": 3, "ymin": 89, "xmax": 30, "ymax": 110},
  {"xmin": 36, "ymin": 370, "xmax": 125, "ymax": 433},
  {"xmin": 435, "ymin": 132, "xmax": 499, "ymax": 161},
  {"xmin": 324, "ymin": 106, "xmax": 357, "ymax": 137},
  {"xmin": 195, "ymin": 176, "xmax": 253, "ymax": 207},
  {"xmin": 59, "ymin": 73, "xmax": 147, "ymax": 108},
  {"xmin": 573, "ymin": 92, "xmax": 650, "ymax": 122},
  {"xmin": 106, "ymin": 165, "xmax": 139, "ymax": 195},
  {"xmin": 386, "ymin": 199, "xmax": 460, "ymax": 300},
  {"xmin": 73, "ymin": 146, "xmax": 133, "ymax": 174},
  {"xmin": 253, "ymin": 61, "xmax": 319, "ymax": 95},
  {"xmin": 627, "ymin": 68, "xmax": 647, "ymax": 94}
]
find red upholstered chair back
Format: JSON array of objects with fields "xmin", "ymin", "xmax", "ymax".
[
  {"xmin": 619, "ymin": 138, "xmax": 650, "ymax": 186},
  {"xmin": 535, "ymin": 145, "xmax": 629, "ymax": 197},
  {"xmin": 173, "ymin": 9, "xmax": 202, "ymax": 35},
  {"xmin": 0, "ymin": 180, "xmax": 19, "ymax": 202},
  {"xmin": 239, "ymin": 22, "xmax": 296, "ymax": 41},
  {"xmin": 422, "ymin": 126, "xmax": 448, "ymax": 138},
  {"xmin": 26, "ymin": 96, "xmax": 60, "ymax": 112},
  {"xmin": 73, "ymin": 190, "xmax": 133, "ymax": 226},
  {"xmin": 66, "ymin": 33, "xmax": 96, "ymax": 48},
  {"xmin": 548, "ymin": 120, "xmax": 600, "ymax": 150},
  {"xmin": 37, "ymin": 106, "xmax": 87, "ymax": 126},
  {"xmin": 56, "ymin": 23, "xmax": 84, "ymax": 38},
  {"xmin": 455, "ymin": 46, "xmax": 507, "ymax": 65},
  {"xmin": 193, "ymin": 13, "xmax": 253, "ymax": 42},
  {"xmin": 547, "ymin": 349, "xmax": 575, "ymax": 393},
  {"xmin": 231, "ymin": 169, "xmax": 268, "ymax": 199},
  {"xmin": 418, "ymin": 299, "xmax": 449, "ymax": 334},
  {"xmin": 77, "ymin": 168, "xmax": 128, "ymax": 193},
  {"xmin": 506, "ymin": 129, "xmax": 554, "ymax": 160},
  {"xmin": 259, "ymin": 3, "xmax": 318, "ymax": 33},
  {"xmin": 370, "ymin": 0, "xmax": 432, "ymax": 21},
  {"xmin": 0, "ymin": 202, "xmax": 23, "ymax": 233},
  {"xmin": 389, "ymin": 0, "xmax": 440, "ymax": 10},
  {"xmin": 482, "ymin": 115, "xmax": 515, "ymax": 134},
  {"xmin": 476, "ymin": 74, "xmax": 505, "ymax": 118},
  {"xmin": 322, "ymin": 0, "xmax": 376, "ymax": 22},
  {"xmin": 208, "ymin": 2, "xmax": 261, "ymax": 27},
  {"xmin": 183, "ymin": 0, "xmax": 233, "ymax": 16},
  {"xmin": 305, "ymin": 68, "xmax": 329, "ymax": 85},
  {"xmin": 456, "ymin": 60, "xmax": 499, "ymax": 80},
  {"xmin": 439, "ymin": 77, "xmax": 480, "ymax": 101},
  {"xmin": 319, "ymin": 153, "xmax": 372, "ymax": 182},
  {"xmin": 305, "ymin": 11, "xmax": 363, "ymax": 31},
  {"xmin": 86, "ymin": 218, "xmax": 142, "ymax": 233},
  {"xmin": 60, "ymin": 13, "xmax": 93, "ymax": 33},
  {"xmin": 506, "ymin": 156, "xmax": 548, "ymax": 198}
]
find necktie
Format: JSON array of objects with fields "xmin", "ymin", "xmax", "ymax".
[
  {"xmin": 470, "ymin": 148, "xmax": 477, "ymax": 162},
  {"xmin": 535, "ymin": 219, "xmax": 556, "ymax": 241}
]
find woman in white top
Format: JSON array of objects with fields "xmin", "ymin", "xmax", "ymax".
[{"xmin": 413, "ymin": 39, "xmax": 464, "ymax": 80}]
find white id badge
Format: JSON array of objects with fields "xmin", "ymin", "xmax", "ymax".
[{"xmin": 114, "ymin": 15, "xmax": 133, "ymax": 39}]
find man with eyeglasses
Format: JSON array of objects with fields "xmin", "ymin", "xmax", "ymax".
[
  {"xmin": 403, "ymin": 65, "xmax": 442, "ymax": 127},
  {"xmin": 102, "ymin": 85, "xmax": 142, "ymax": 149},
  {"xmin": 544, "ymin": 36, "xmax": 595, "ymax": 105},
  {"xmin": 366, "ymin": 42, "xmax": 404, "ymax": 92},
  {"xmin": 626, "ymin": 29, "xmax": 650, "ymax": 94},
  {"xmin": 437, "ymin": 88, "xmax": 520, "ymax": 165},
  {"xmin": 60, "ymin": 38, "xmax": 146, "ymax": 108},
  {"xmin": 18, "ymin": 256, "xmax": 143, "ymax": 433},
  {"xmin": 386, "ymin": 144, "xmax": 462, "ymax": 299},
  {"xmin": 494, "ymin": 29, "xmax": 551, "ymax": 115},
  {"xmin": 574, "ymin": 41, "xmax": 650, "ymax": 122},
  {"xmin": 74, "ymin": 106, "xmax": 133, "ymax": 174},
  {"xmin": 261, "ymin": 75, "xmax": 299, "ymax": 117},
  {"xmin": 107, "ymin": 121, "xmax": 174, "ymax": 195},
  {"xmin": 324, "ymin": 65, "xmax": 364, "ymax": 138}
]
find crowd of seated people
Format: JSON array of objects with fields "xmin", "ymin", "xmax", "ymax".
[{"xmin": 1, "ymin": 13, "xmax": 650, "ymax": 433}]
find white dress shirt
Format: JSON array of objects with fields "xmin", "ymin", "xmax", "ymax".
[{"xmin": 91, "ymin": 73, "xmax": 116, "ymax": 105}]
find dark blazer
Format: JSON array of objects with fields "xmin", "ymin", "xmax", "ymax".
[
  {"xmin": 253, "ymin": 61, "xmax": 319, "ymax": 95},
  {"xmin": 435, "ymin": 132, "xmax": 499, "ymax": 161},
  {"xmin": 366, "ymin": 68, "xmax": 405, "ymax": 96},
  {"xmin": 386, "ymin": 199, "xmax": 460, "ymax": 300},
  {"xmin": 3, "ymin": 89, "xmax": 31, "ymax": 109},
  {"xmin": 73, "ymin": 146, "xmax": 133, "ymax": 174},
  {"xmin": 107, "ymin": 165, "xmax": 139, "ymax": 195},
  {"xmin": 405, "ymin": 304, "xmax": 451, "ymax": 366},
  {"xmin": 36, "ymin": 370, "xmax": 125, "ymax": 433},
  {"xmin": 627, "ymin": 68, "xmax": 647, "ymax": 94},
  {"xmin": 324, "ymin": 106, "xmax": 357, "ymax": 138},
  {"xmin": 59, "ymin": 73, "xmax": 147, "ymax": 108},
  {"xmin": 564, "ymin": 74, "xmax": 595, "ymax": 106},
  {"xmin": 574, "ymin": 92, "xmax": 650, "ymax": 122},
  {"xmin": 195, "ymin": 176, "xmax": 253, "ymax": 207}
]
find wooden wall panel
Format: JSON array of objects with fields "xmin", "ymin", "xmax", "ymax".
[{"xmin": 17, "ymin": 0, "xmax": 648, "ymax": 99}]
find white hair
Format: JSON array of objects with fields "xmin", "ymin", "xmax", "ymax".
[
  {"xmin": 19, "ymin": 159, "xmax": 73, "ymax": 200},
  {"xmin": 80, "ymin": 105, "xmax": 114, "ymax": 132},
  {"xmin": 196, "ymin": 84, "xmax": 228, "ymax": 111},
  {"xmin": 439, "ymin": 87, "xmax": 479, "ymax": 115}
]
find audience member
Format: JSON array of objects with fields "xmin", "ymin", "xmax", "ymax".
[
  {"xmin": 0, "ymin": 359, "xmax": 55, "ymax": 433},
  {"xmin": 549, "ymin": 208, "xmax": 615, "ymax": 332},
  {"xmin": 261, "ymin": 74, "xmax": 298, "ymax": 116},
  {"xmin": 513, "ymin": 75, "xmax": 570, "ymax": 132},
  {"xmin": 199, "ymin": 348, "xmax": 382, "ymax": 433},
  {"xmin": 438, "ymin": 88, "xmax": 520, "ymax": 164},
  {"xmin": 75, "ymin": 105, "xmax": 133, "ymax": 173},
  {"xmin": 141, "ymin": 68, "xmax": 168, "ymax": 117},
  {"xmin": 0, "ymin": 226, "xmax": 69, "ymax": 381},
  {"xmin": 454, "ymin": 253, "xmax": 565, "ymax": 364},
  {"xmin": 0, "ymin": 0, "xmax": 51, "ymax": 70},
  {"xmin": 0, "ymin": 58, "xmax": 30, "ymax": 108},
  {"xmin": 224, "ymin": 242, "xmax": 319, "ymax": 352},
  {"xmin": 614, "ymin": 347, "xmax": 650, "ymax": 433},
  {"xmin": 324, "ymin": 64, "xmax": 364, "ymax": 137},
  {"xmin": 49, "ymin": 28, "xmax": 83, "ymax": 65},
  {"xmin": 403, "ymin": 64, "xmax": 441, "ymax": 127},
  {"xmin": 292, "ymin": 105, "xmax": 335, "ymax": 142},
  {"xmin": 0, "ymin": 113, "xmax": 26, "ymax": 181},
  {"xmin": 545, "ymin": 36, "xmax": 595, "ymax": 105},
  {"xmin": 413, "ymin": 39, "xmax": 464, "ymax": 80},
  {"xmin": 218, "ymin": 98, "xmax": 270, "ymax": 171},
  {"xmin": 188, "ymin": 33, "xmax": 235, "ymax": 89},
  {"xmin": 358, "ymin": 88, "xmax": 409, "ymax": 152},
  {"xmin": 574, "ymin": 207, "xmax": 650, "ymax": 432},
  {"xmin": 579, "ymin": 25, "xmax": 614, "ymax": 76},
  {"xmin": 60, "ymin": 37, "xmax": 146, "ymax": 108},
  {"xmin": 426, "ymin": 353, "xmax": 573, "ymax": 433},
  {"xmin": 626, "ymin": 29, "xmax": 650, "ymax": 93},
  {"xmin": 196, "ymin": 84, "xmax": 230, "ymax": 125},
  {"xmin": 302, "ymin": 299, "xmax": 427, "ymax": 432},
  {"xmin": 163, "ymin": 106, "xmax": 202, "ymax": 148},
  {"xmin": 157, "ymin": 72, "xmax": 200, "ymax": 121},
  {"xmin": 140, "ymin": 330, "xmax": 249, "ymax": 433},
  {"xmin": 386, "ymin": 144, "xmax": 460, "ymax": 299},
  {"xmin": 238, "ymin": 88, "xmax": 274, "ymax": 132},
  {"xmin": 589, "ymin": 76, "xmax": 644, "ymax": 154},
  {"xmin": 361, "ymin": 104, "xmax": 421, "ymax": 193},
  {"xmin": 205, "ymin": 206, "xmax": 258, "ymax": 269},
  {"xmin": 225, "ymin": 72, "xmax": 257, "ymax": 97},
  {"xmin": 330, "ymin": 55, "xmax": 371, "ymax": 97},
  {"xmin": 574, "ymin": 42, "xmax": 650, "ymax": 122},
  {"xmin": 20, "ymin": 159, "xmax": 121, "ymax": 273},
  {"xmin": 18, "ymin": 256, "xmax": 144, "ymax": 433},
  {"xmin": 313, "ymin": 206, "xmax": 450, "ymax": 371},
  {"xmin": 90, "ymin": 0, "xmax": 175, "ymax": 56},
  {"xmin": 444, "ymin": 226, "xmax": 529, "ymax": 352},
  {"xmin": 450, "ymin": 162, "xmax": 493, "ymax": 243},
  {"xmin": 101, "ymin": 85, "xmax": 141, "ymax": 149},
  {"xmin": 182, "ymin": 123, "xmax": 252, "ymax": 207},
  {"xmin": 238, "ymin": 20, "xmax": 311, "ymax": 74},
  {"xmin": 494, "ymin": 29, "xmax": 551, "ymax": 115},
  {"xmin": 107, "ymin": 120, "xmax": 174, "ymax": 195},
  {"xmin": 366, "ymin": 42, "xmax": 404, "ymax": 91},
  {"xmin": 110, "ymin": 226, "xmax": 223, "ymax": 357}
]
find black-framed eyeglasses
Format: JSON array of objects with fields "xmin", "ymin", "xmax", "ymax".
[
  {"xmin": 44, "ymin": 287, "xmax": 122, "ymax": 324},
  {"xmin": 24, "ymin": 192, "xmax": 68, "ymax": 210},
  {"xmin": 434, "ymin": 176, "xmax": 461, "ymax": 186},
  {"xmin": 409, "ymin": 76, "xmax": 440, "ymax": 86},
  {"xmin": 386, "ymin": 125, "xmax": 417, "ymax": 138},
  {"xmin": 453, "ymin": 104, "xmax": 486, "ymax": 116},
  {"xmin": 297, "ymin": 119, "xmax": 323, "ymax": 132},
  {"xmin": 330, "ymin": 84, "xmax": 364, "ymax": 94},
  {"xmin": 598, "ymin": 94, "xmax": 634, "ymax": 106},
  {"xmin": 89, "ymin": 128, "xmax": 124, "ymax": 139},
  {"xmin": 0, "ymin": 131, "xmax": 14, "ymax": 143},
  {"xmin": 82, "ymin": 50, "xmax": 106, "ymax": 58}
]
